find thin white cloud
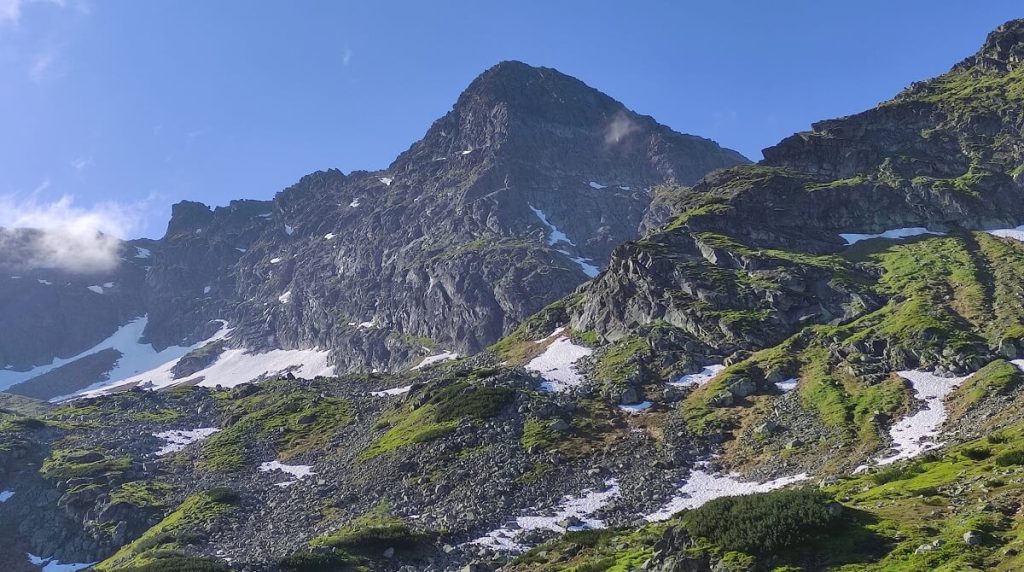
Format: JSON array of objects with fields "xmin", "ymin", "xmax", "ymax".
[
  {"xmin": 0, "ymin": 186, "xmax": 146, "ymax": 273},
  {"xmin": 0, "ymin": 0, "xmax": 21, "ymax": 25},
  {"xmin": 604, "ymin": 112, "xmax": 641, "ymax": 146},
  {"xmin": 71, "ymin": 156, "xmax": 92, "ymax": 172},
  {"xmin": 342, "ymin": 44, "xmax": 353, "ymax": 66},
  {"xmin": 0, "ymin": 0, "xmax": 67, "ymax": 27},
  {"xmin": 28, "ymin": 49, "xmax": 56, "ymax": 81}
]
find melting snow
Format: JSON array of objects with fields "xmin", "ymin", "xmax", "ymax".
[
  {"xmin": 153, "ymin": 428, "xmax": 220, "ymax": 456},
  {"xmin": 840, "ymin": 227, "xmax": 943, "ymax": 245},
  {"xmin": 82, "ymin": 345, "xmax": 334, "ymax": 396},
  {"xmin": 588, "ymin": 181, "xmax": 608, "ymax": 189},
  {"xmin": 619, "ymin": 401, "xmax": 653, "ymax": 414},
  {"xmin": 776, "ymin": 378, "xmax": 799, "ymax": 392},
  {"xmin": 986, "ymin": 225, "xmax": 1024, "ymax": 242},
  {"xmin": 470, "ymin": 480, "xmax": 620, "ymax": 551},
  {"xmin": 525, "ymin": 333, "xmax": 593, "ymax": 393},
  {"xmin": 37, "ymin": 279, "xmax": 52, "ymax": 285},
  {"xmin": 645, "ymin": 462, "xmax": 808, "ymax": 521},
  {"xmin": 258, "ymin": 212, "xmax": 273, "ymax": 219},
  {"xmin": 270, "ymin": 257, "xmax": 282, "ymax": 264},
  {"xmin": 278, "ymin": 291, "xmax": 292, "ymax": 304},
  {"xmin": 349, "ymin": 198, "xmax": 361, "ymax": 207},
  {"xmin": 0, "ymin": 316, "xmax": 209, "ymax": 394},
  {"xmin": 871, "ymin": 369, "xmax": 971, "ymax": 467},
  {"xmin": 371, "ymin": 385, "xmax": 412, "ymax": 397},
  {"xmin": 26, "ymin": 554, "xmax": 96, "ymax": 572},
  {"xmin": 460, "ymin": 149, "xmax": 473, "ymax": 155},
  {"xmin": 412, "ymin": 351, "xmax": 459, "ymax": 370},
  {"xmin": 87, "ymin": 285, "xmax": 104, "ymax": 294},
  {"xmin": 529, "ymin": 205, "xmax": 574, "ymax": 246},
  {"xmin": 0, "ymin": 490, "xmax": 13, "ymax": 502},
  {"xmin": 236, "ymin": 247, "xmax": 247, "ymax": 253},
  {"xmin": 134, "ymin": 247, "xmax": 151, "ymax": 259},
  {"xmin": 260, "ymin": 461, "xmax": 314, "ymax": 487},
  {"xmin": 379, "ymin": 177, "xmax": 393, "ymax": 186},
  {"xmin": 671, "ymin": 365, "xmax": 726, "ymax": 388},
  {"xmin": 357, "ymin": 320, "xmax": 376, "ymax": 329},
  {"xmin": 555, "ymin": 249, "xmax": 599, "ymax": 278},
  {"xmin": 284, "ymin": 225, "xmax": 295, "ymax": 236},
  {"xmin": 324, "ymin": 233, "xmax": 336, "ymax": 240},
  {"xmin": 203, "ymin": 286, "xmax": 212, "ymax": 295}
]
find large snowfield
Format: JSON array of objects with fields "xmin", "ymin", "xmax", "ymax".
[
  {"xmin": 0, "ymin": 316, "xmax": 202, "ymax": 393},
  {"xmin": 64, "ymin": 320, "xmax": 333, "ymax": 398}
]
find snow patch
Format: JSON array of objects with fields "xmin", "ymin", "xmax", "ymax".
[
  {"xmin": 26, "ymin": 554, "xmax": 96, "ymax": 572},
  {"xmin": 529, "ymin": 205, "xmax": 574, "ymax": 246},
  {"xmin": 153, "ymin": 428, "xmax": 220, "ymax": 456},
  {"xmin": 134, "ymin": 247, "xmax": 151, "ymax": 259},
  {"xmin": 87, "ymin": 285, "xmax": 104, "ymax": 294},
  {"xmin": 270, "ymin": 257, "xmax": 282, "ymax": 264},
  {"xmin": 871, "ymin": 369, "xmax": 971, "ymax": 467},
  {"xmin": 470, "ymin": 480, "xmax": 619, "ymax": 551},
  {"xmin": 324, "ymin": 233, "xmax": 336, "ymax": 240},
  {"xmin": 645, "ymin": 462, "xmax": 808, "ymax": 521},
  {"xmin": 379, "ymin": 177, "xmax": 393, "ymax": 186},
  {"xmin": 840, "ymin": 227, "xmax": 943, "ymax": 245},
  {"xmin": 259, "ymin": 461, "xmax": 314, "ymax": 487},
  {"xmin": 371, "ymin": 385, "xmax": 412, "ymax": 397},
  {"xmin": 619, "ymin": 401, "xmax": 653, "ymax": 414},
  {"xmin": 357, "ymin": 320, "xmax": 376, "ymax": 329},
  {"xmin": 555, "ymin": 249, "xmax": 599, "ymax": 278},
  {"xmin": 671, "ymin": 365, "xmax": 726, "ymax": 388},
  {"xmin": 203, "ymin": 285, "xmax": 211, "ymax": 295},
  {"xmin": 37, "ymin": 279, "xmax": 52, "ymax": 285},
  {"xmin": 278, "ymin": 291, "xmax": 292, "ymax": 304},
  {"xmin": 349, "ymin": 198, "xmax": 361, "ymax": 207},
  {"xmin": 284, "ymin": 225, "xmax": 295, "ymax": 236},
  {"xmin": 588, "ymin": 181, "xmax": 608, "ymax": 189},
  {"xmin": 776, "ymin": 378, "xmax": 799, "ymax": 393},
  {"xmin": 0, "ymin": 490, "xmax": 13, "ymax": 502},
  {"xmin": 412, "ymin": 351, "xmax": 459, "ymax": 370},
  {"xmin": 986, "ymin": 225, "xmax": 1024, "ymax": 242},
  {"xmin": 525, "ymin": 333, "xmax": 593, "ymax": 393}
]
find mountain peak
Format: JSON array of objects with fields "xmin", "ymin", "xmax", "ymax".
[
  {"xmin": 394, "ymin": 60, "xmax": 747, "ymax": 182},
  {"xmin": 957, "ymin": 18, "xmax": 1024, "ymax": 72},
  {"xmin": 452, "ymin": 60, "xmax": 626, "ymax": 123}
]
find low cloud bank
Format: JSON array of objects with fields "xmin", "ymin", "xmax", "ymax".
[{"xmin": 0, "ymin": 192, "xmax": 141, "ymax": 273}]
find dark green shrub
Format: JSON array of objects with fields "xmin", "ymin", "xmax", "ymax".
[
  {"xmin": 962, "ymin": 446, "xmax": 992, "ymax": 460},
  {"xmin": 683, "ymin": 488, "xmax": 842, "ymax": 554},
  {"xmin": 871, "ymin": 462, "xmax": 924, "ymax": 485},
  {"xmin": 279, "ymin": 552, "xmax": 360, "ymax": 572},
  {"xmin": 995, "ymin": 449, "xmax": 1024, "ymax": 466},
  {"xmin": 122, "ymin": 557, "xmax": 230, "ymax": 572}
]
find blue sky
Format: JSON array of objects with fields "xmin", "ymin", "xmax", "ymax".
[{"xmin": 1, "ymin": 1, "xmax": 1021, "ymax": 238}]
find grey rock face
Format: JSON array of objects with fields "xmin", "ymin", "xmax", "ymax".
[{"xmin": 0, "ymin": 61, "xmax": 748, "ymax": 382}]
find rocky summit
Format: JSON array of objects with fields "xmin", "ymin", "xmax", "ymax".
[{"xmin": 7, "ymin": 17, "xmax": 1024, "ymax": 572}]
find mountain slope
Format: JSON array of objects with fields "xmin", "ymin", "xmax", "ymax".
[
  {"xmin": 10, "ymin": 20, "xmax": 1024, "ymax": 572},
  {"xmin": 0, "ymin": 61, "xmax": 747, "ymax": 401}
]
